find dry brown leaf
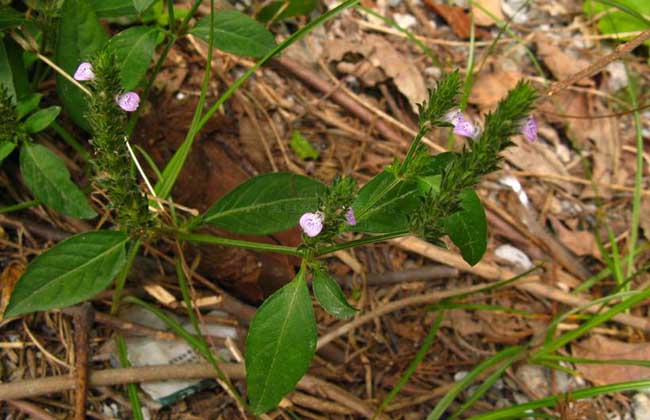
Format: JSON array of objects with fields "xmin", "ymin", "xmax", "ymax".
[
  {"xmin": 536, "ymin": 41, "xmax": 591, "ymax": 85},
  {"xmin": 549, "ymin": 217, "xmax": 601, "ymax": 258},
  {"xmin": 502, "ymin": 136, "xmax": 577, "ymax": 193},
  {"xmin": 472, "ymin": 0, "xmax": 504, "ymax": 26},
  {"xmin": 424, "ymin": 1, "xmax": 490, "ymax": 39},
  {"xmin": 442, "ymin": 309, "xmax": 483, "ymax": 335},
  {"xmin": 0, "ymin": 261, "xmax": 24, "ymax": 319},
  {"xmin": 573, "ymin": 335, "xmax": 650, "ymax": 385},
  {"xmin": 469, "ymin": 70, "xmax": 522, "ymax": 109},
  {"xmin": 324, "ymin": 35, "xmax": 427, "ymax": 112}
]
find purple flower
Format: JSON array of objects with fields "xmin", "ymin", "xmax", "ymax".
[
  {"xmin": 521, "ymin": 115, "xmax": 537, "ymax": 142},
  {"xmin": 444, "ymin": 108, "xmax": 479, "ymax": 138},
  {"xmin": 299, "ymin": 212, "xmax": 324, "ymax": 237},
  {"xmin": 73, "ymin": 62, "xmax": 95, "ymax": 81},
  {"xmin": 116, "ymin": 92, "xmax": 140, "ymax": 112},
  {"xmin": 345, "ymin": 208, "xmax": 356, "ymax": 226}
]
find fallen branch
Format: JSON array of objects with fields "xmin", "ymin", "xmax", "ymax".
[{"xmin": 0, "ymin": 363, "xmax": 385, "ymax": 419}]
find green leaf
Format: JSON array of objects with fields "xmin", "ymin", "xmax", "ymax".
[
  {"xmin": 24, "ymin": 106, "xmax": 61, "ymax": 133},
  {"xmin": 312, "ymin": 270, "xmax": 357, "ymax": 319},
  {"xmin": 90, "ymin": 0, "xmax": 137, "ymax": 17},
  {"xmin": 55, "ymin": 0, "xmax": 108, "ymax": 131},
  {"xmin": 584, "ymin": 0, "xmax": 650, "ymax": 43},
  {"xmin": 0, "ymin": 6, "xmax": 26, "ymax": 31},
  {"xmin": 3, "ymin": 37, "xmax": 30, "ymax": 102},
  {"xmin": 202, "ymin": 172, "xmax": 326, "ymax": 235},
  {"xmin": 257, "ymin": 0, "xmax": 318, "ymax": 22},
  {"xmin": 16, "ymin": 93, "xmax": 43, "ymax": 120},
  {"xmin": 190, "ymin": 10, "xmax": 277, "ymax": 58},
  {"xmin": 441, "ymin": 189, "xmax": 487, "ymax": 266},
  {"xmin": 0, "ymin": 141, "xmax": 17, "ymax": 166},
  {"xmin": 290, "ymin": 130, "xmax": 319, "ymax": 160},
  {"xmin": 246, "ymin": 270, "xmax": 317, "ymax": 414},
  {"xmin": 109, "ymin": 26, "xmax": 160, "ymax": 90},
  {"xmin": 0, "ymin": 39, "xmax": 17, "ymax": 104},
  {"xmin": 352, "ymin": 171, "xmax": 419, "ymax": 233},
  {"xmin": 133, "ymin": 0, "xmax": 157, "ymax": 14},
  {"xmin": 4, "ymin": 231, "xmax": 128, "ymax": 317},
  {"xmin": 20, "ymin": 143, "xmax": 96, "ymax": 219}
]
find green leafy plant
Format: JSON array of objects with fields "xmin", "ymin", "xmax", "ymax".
[{"xmin": 0, "ymin": 0, "xmax": 551, "ymax": 416}]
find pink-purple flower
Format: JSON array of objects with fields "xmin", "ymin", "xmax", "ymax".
[
  {"xmin": 345, "ymin": 208, "xmax": 356, "ymax": 226},
  {"xmin": 521, "ymin": 115, "xmax": 537, "ymax": 142},
  {"xmin": 299, "ymin": 212, "xmax": 324, "ymax": 237},
  {"xmin": 116, "ymin": 92, "xmax": 140, "ymax": 112},
  {"xmin": 73, "ymin": 62, "xmax": 95, "ymax": 81},
  {"xmin": 444, "ymin": 108, "xmax": 479, "ymax": 138}
]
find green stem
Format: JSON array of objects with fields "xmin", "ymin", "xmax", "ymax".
[
  {"xmin": 51, "ymin": 121, "xmax": 90, "ymax": 161},
  {"xmin": 167, "ymin": 0, "xmax": 175, "ymax": 32},
  {"xmin": 315, "ymin": 230, "xmax": 408, "ymax": 257},
  {"xmin": 0, "ymin": 199, "xmax": 39, "ymax": 214},
  {"xmin": 178, "ymin": 232, "xmax": 303, "ymax": 256},
  {"xmin": 625, "ymin": 76, "xmax": 642, "ymax": 278},
  {"xmin": 110, "ymin": 239, "xmax": 142, "ymax": 316},
  {"xmin": 178, "ymin": 0, "xmax": 203, "ymax": 35},
  {"xmin": 115, "ymin": 334, "xmax": 144, "ymax": 420}
]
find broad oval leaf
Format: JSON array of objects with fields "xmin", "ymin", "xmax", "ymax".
[
  {"xmin": 0, "ymin": 39, "xmax": 17, "ymax": 104},
  {"xmin": 55, "ymin": 0, "xmax": 108, "ymax": 131},
  {"xmin": 351, "ymin": 171, "xmax": 419, "ymax": 233},
  {"xmin": 20, "ymin": 143, "xmax": 96, "ymax": 219},
  {"xmin": 246, "ymin": 271, "xmax": 317, "ymax": 414},
  {"xmin": 0, "ymin": 141, "xmax": 16, "ymax": 165},
  {"xmin": 17, "ymin": 93, "xmax": 43, "ymax": 120},
  {"xmin": 24, "ymin": 106, "xmax": 61, "ymax": 133},
  {"xmin": 109, "ymin": 26, "xmax": 160, "ymax": 90},
  {"xmin": 258, "ymin": 0, "xmax": 318, "ymax": 23},
  {"xmin": 441, "ymin": 189, "xmax": 487, "ymax": 266},
  {"xmin": 202, "ymin": 172, "xmax": 326, "ymax": 235},
  {"xmin": 4, "ymin": 230, "xmax": 128, "ymax": 317},
  {"xmin": 312, "ymin": 270, "xmax": 357, "ymax": 319},
  {"xmin": 90, "ymin": 0, "xmax": 137, "ymax": 17},
  {"xmin": 133, "ymin": 0, "xmax": 156, "ymax": 13},
  {"xmin": 190, "ymin": 10, "xmax": 277, "ymax": 58}
]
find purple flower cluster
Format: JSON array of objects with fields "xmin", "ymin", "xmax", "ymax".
[
  {"xmin": 444, "ymin": 108, "xmax": 538, "ymax": 142},
  {"xmin": 299, "ymin": 208, "xmax": 356, "ymax": 238},
  {"xmin": 73, "ymin": 62, "xmax": 140, "ymax": 112}
]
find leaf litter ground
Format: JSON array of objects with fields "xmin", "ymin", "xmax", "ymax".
[{"xmin": 1, "ymin": 0, "xmax": 650, "ymax": 418}]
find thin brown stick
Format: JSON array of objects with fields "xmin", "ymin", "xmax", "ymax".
[
  {"xmin": 0, "ymin": 363, "xmax": 385, "ymax": 419},
  {"xmin": 70, "ymin": 303, "xmax": 94, "ymax": 420},
  {"xmin": 546, "ymin": 29, "xmax": 650, "ymax": 97},
  {"xmin": 6, "ymin": 400, "xmax": 57, "ymax": 420}
]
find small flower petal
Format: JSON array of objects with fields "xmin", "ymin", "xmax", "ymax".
[
  {"xmin": 73, "ymin": 62, "xmax": 95, "ymax": 81},
  {"xmin": 299, "ymin": 212, "xmax": 324, "ymax": 237},
  {"xmin": 521, "ymin": 115, "xmax": 537, "ymax": 142},
  {"xmin": 443, "ymin": 108, "xmax": 464, "ymax": 126},
  {"xmin": 345, "ymin": 208, "xmax": 356, "ymax": 226},
  {"xmin": 453, "ymin": 120, "xmax": 479, "ymax": 138},
  {"xmin": 116, "ymin": 92, "xmax": 140, "ymax": 112}
]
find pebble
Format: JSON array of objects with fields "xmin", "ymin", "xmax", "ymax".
[
  {"xmin": 632, "ymin": 394, "xmax": 650, "ymax": 420},
  {"xmin": 454, "ymin": 371, "xmax": 469, "ymax": 381},
  {"xmin": 393, "ymin": 13, "xmax": 417, "ymax": 30}
]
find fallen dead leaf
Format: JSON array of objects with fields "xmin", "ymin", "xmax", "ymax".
[
  {"xmin": 469, "ymin": 70, "xmax": 522, "ymax": 109},
  {"xmin": 472, "ymin": 0, "xmax": 504, "ymax": 26},
  {"xmin": 0, "ymin": 261, "xmax": 25, "ymax": 319},
  {"xmin": 536, "ymin": 41, "xmax": 592, "ymax": 85},
  {"xmin": 573, "ymin": 335, "xmax": 650, "ymax": 385},
  {"xmin": 424, "ymin": 1, "xmax": 490, "ymax": 39},
  {"xmin": 549, "ymin": 217, "xmax": 601, "ymax": 259},
  {"xmin": 324, "ymin": 34, "xmax": 427, "ymax": 112}
]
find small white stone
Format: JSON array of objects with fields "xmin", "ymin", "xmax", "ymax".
[
  {"xmin": 605, "ymin": 61, "xmax": 629, "ymax": 92},
  {"xmin": 495, "ymin": 244, "xmax": 533, "ymax": 270},
  {"xmin": 454, "ymin": 371, "xmax": 468, "ymax": 381},
  {"xmin": 632, "ymin": 394, "xmax": 650, "ymax": 420},
  {"xmin": 393, "ymin": 13, "xmax": 417, "ymax": 29}
]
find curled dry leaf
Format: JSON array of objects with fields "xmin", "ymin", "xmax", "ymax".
[
  {"xmin": 424, "ymin": 1, "xmax": 491, "ymax": 39},
  {"xmin": 536, "ymin": 40, "xmax": 592, "ymax": 86},
  {"xmin": 324, "ymin": 34, "xmax": 427, "ymax": 112},
  {"xmin": 573, "ymin": 335, "xmax": 650, "ymax": 385},
  {"xmin": 469, "ymin": 70, "xmax": 522, "ymax": 109},
  {"xmin": 471, "ymin": 0, "xmax": 504, "ymax": 26},
  {"xmin": 0, "ymin": 261, "xmax": 25, "ymax": 319}
]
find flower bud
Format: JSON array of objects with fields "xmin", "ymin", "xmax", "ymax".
[
  {"xmin": 73, "ymin": 62, "xmax": 95, "ymax": 81},
  {"xmin": 116, "ymin": 92, "xmax": 140, "ymax": 112}
]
